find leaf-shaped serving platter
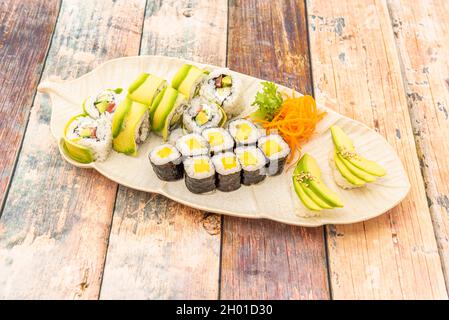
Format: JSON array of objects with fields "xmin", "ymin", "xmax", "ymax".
[{"xmin": 37, "ymin": 55, "xmax": 410, "ymax": 227}]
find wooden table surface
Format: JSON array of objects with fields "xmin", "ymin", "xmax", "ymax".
[{"xmin": 0, "ymin": 0, "xmax": 448, "ymax": 300}]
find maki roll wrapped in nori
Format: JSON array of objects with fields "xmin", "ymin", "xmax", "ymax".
[
  {"xmin": 128, "ymin": 73, "xmax": 167, "ymax": 105},
  {"xmin": 258, "ymin": 134, "xmax": 290, "ymax": 176},
  {"xmin": 182, "ymin": 97, "xmax": 226, "ymax": 133},
  {"xmin": 228, "ymin": 119, "xmax": 261, "ymax": 146},
  {"xmin": 234, "ymin": 146, "xmax": 267, "ymax": 185},
  {"xmin": 172, "ymin": 64, "xmax": 208, "ymax": 100},
  {"xmin": 183, "ymin": 155, "xmax": 216, "ymax": 194},
  {"xmin": 211, "ymin": 152, "xmax": 241, "ymax": 192},
  {"xmin": 149, "ymin": 144, "xmax": 183, "ymax": 181},
  {"xmin": 112, "ymin": 97, "xmax": 150, "ymax": 155},
  {"xmin": 82, "ymin": 88, "xmax": 124, "ymax": 120},
  {"xmin": 200, "ymin": 68, "xmax": 243, "ymax": 117},
  {"xmin": 175, "ymin": 133, "xmax": 209, "ymax": 157},
  {"xmin": 63, "ymin": 114, "xmax": 112, "ymax": 163},
  {"xmin": 202, "ymin": 127, "xmax": 234, "ymax": 155},
  {"xmin": 149, "ymin": 87, "xmax": 188, "ymax": 140}
]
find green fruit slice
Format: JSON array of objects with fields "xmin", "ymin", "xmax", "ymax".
[
  {"xmin": 172, "ymin": 64, "xmax": 192, "ymax": 89},
  {"xmin": 178, "ymin": 66, "xmax": 205, "ymax": 99},
  {"xmin": 333, "ymin": 150, "xmax": 366, "ymax": 186},
  {"xmin": 113, "ymin": 101, "xmax": 149, "ymax": 155},
  {"xmin": 112, "ymin": 97, "xmax": 132, "ymax": 138},
  {"xmin": 292, "ymin": 177, "xmax": 322, "ymax": 211},
  {"xmin": 128, "ymin": 73, "xmax": 167, "ymax": 105},
  {"xmin": 218, "ymin": 106, "xmax": 227, "ymax": 127},
  {"xmin": 62, "ymin": 138, "xmax": 93, "ymax": 164},
  {"xmin": 337, "ymin": 152, "xmax": 377, "ymax": 183},
  {"xmin": 149, "ymin": 87, "xmax": 167, "ymax": 121},
  {"xmin": 152, "ymin": 87, "xmax": 179, "ymax": 132}
]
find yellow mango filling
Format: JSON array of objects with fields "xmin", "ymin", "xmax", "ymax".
[
  {"xmin": 235, "ymin": 123, "xmax": 252, "ymax": 142},
  {"xmin": 221, "ymin": 156, "xmax": 237, "ymax": 170},
  {"xmin": 208, "ymin": 132, "xmax": 224, "ymax": 147},
  {"xmin": 186, "ymin": 138, "xmax": 203, "ymax": 150},
  {"xmin": 261, "ymin": 140, "xmax": 282, "ymax": 157},
  {"xmin": 239, "ymin": 151, "xmax": 258, "ymax": 166},
  {"xmin": 157, "ymin": 146, "xmax": 173, "ymax": 159},
  {"xmin": 194, "ymin": 159, "xmax": 210, "ymax": 173}
]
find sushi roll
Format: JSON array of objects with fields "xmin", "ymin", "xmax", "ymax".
[
  {"xmin": 149, "ymin": 87, "xmax": 189, "ymax": 140},
  {"xmin": 82, "ymin": 88, "xmax": 124, "ymax": 120},
  {"xmin": 63, "ymin": 114, "xmax": 112, "ymax": 163},
  {"xmin": 112, "ymin": 97, "xmax": 150, "ymax": 155},
  {"xmin": 211, "ymin": 152, "xmax": 241, "ymax": 192},
  {"xmin": 183, "ymin": 155, "xmax": 216, "ymax": 194},
  {"xmin": 228, "ymin": 119, "xmax": 260, "ymax": 146},
  {"xmin": 258, "ymin": 134, "xmax": 290, "ymax": 176},
  {"xmin": 172, "ymin": 64, "xmax": 208, "ymax": 100},
  {"xmin": 202, "ymin": 128, "xmax": 234, "ymax": 155},
  {"xmin": 200, "ymin": 68, "xmax": 243, "ymax": 116},
  {"xmin": 175, "ymin": 133, "xmax": 209, "ymax": 157},
  {"xmin": 234, "ymin": 146, "xmax": 267, "ymax": 185},
  {"xmin": 149, "ymin": 143, "xmax": 183, "ymax": 181},
  {"xmin": 128, "ymin": 73, "xmax": 167, "ymax": 105},
  {"xmin": 182, "ymin": 97, "xmax": 226, "ymax": 133}
]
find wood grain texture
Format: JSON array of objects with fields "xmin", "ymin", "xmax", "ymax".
[
  {"xmin": 307, "ymin": 0, "xmax": 447, "ymax": 299},
  {"xmin": 0, "ymin": 0, "xmax": 146, "ymax": 299},
  {"xmin": 99, "ymin": 0, "xmax": 227, "ymax": 299},
  {"xmin": 221, "ymin": 0, "xmax": 330, "ymax": 300},
  {"xmin": 387, "ymin": 0, "xmax": 449, "ymax": 293},
  {"xmin": 0, "ymin": 0, "xmax": 60, "ymax": 211}
]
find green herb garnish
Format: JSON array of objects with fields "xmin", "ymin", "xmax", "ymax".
[{"xmin": 250, "ymin": 82, "xmax": 283, "ymax": 121}]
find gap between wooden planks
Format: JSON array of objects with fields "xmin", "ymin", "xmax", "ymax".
[{"xmin": 307, "ymin": 0, "xmax": 448, "ymax": 299}]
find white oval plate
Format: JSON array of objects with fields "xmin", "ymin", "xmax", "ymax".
[{"xmin": 37, "ymin": 55, "xmax": 410, "ymax": 227}]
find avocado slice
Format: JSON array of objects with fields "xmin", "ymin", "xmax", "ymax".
[
  {"xmin": 152, "ymin": 87, "xmax": 179, "ymax": 132},
  {"xmin": 178, "ymin": 65, "xmax": 205, "ymax": 99},
  {"xmin": 128, "ymin": 73, "xmax": 167, "ymax": 105},
  {"xmin": 333, "ymin": 150, "xmax": 367, "ymax": 186},
  {"xmin": 292, "ymin": 177, "xmax": 323, "ymax": 211},
  {"xmin": 149, "ymin": 87, "xmax": 167, "ymax": 121},
  {"xmin": 113, "ymin": 101, "xmax": 149, "ymax": 155},
  {"xmin": 337, "ymin": 152, "xmax": 377, "ymax": 183},
  {"xmin": 62, "ymin": 138, "xmax": 94, "ymax": 164},
  {"xmin": 112, "ymin": 97, "xmax": 132, "ymax": 138},
  {"xmin": 330, "ymin": 125, "xmax": 386, "ymax": 177},
  {"xmin": 222, "ymin": 75, "xmax": 232, "ymax": 87},
  {"xmin": 172, "ymin": 64, "xmax": 192, "ymax": 89},
  {"xmin": 161, "ymin": 95, "xmax": 187, "ymax": 141},
  {"xmin": 217, "ymin": 105, "xmax": 227, "ymax": 127},
  {"xmin": 296, "ymin": 153, "xmax": 344, "ymax": 208}
]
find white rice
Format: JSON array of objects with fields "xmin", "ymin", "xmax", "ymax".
[
  {"xmin": 183, "ymin": 155, "xmax": 215, "ymax": 179},
  {"xmin": 228, "ymin": 119, "xmax": 260, "ymax": 146},
  {"xmin": 211, "ymin": 152, "xmax": 241, "ymax": 175},
  {"xmin": 66, "ymin": 115, "xmax": 112, "ymax": 162},
  {"xmin": 200, "ymin": 68, "xmax": 243, "ymax": 116},
  {"xmin": 149, "ymin": 143, "xmax": 182, "ymax": 166},
  {"xmin": 234, "ymin": 146, "xmax": 266, "ymax": 172},
  {"xmin": 258, "ymin": 134, "xmax": 290, "ymax": 161},
  {"xmin": 201, "ymin": 127, "xmax": 234, "ymax": 154},
  {"xmin": 175, "ymin": 133, "xmax": 209, "ymax": 157},
  {"xmin": 183, "ymin": 97, "xmax": 223, "ymax": 133}
]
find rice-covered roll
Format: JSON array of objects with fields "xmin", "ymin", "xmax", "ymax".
[
  {"xmin": 228, "ymin": 119, "xmax": 260, "ymax": 146},
  {"xmin": 182, "ymin": 97, "xmax": 226, "ymax": 133},
  {"xmin": 172, "ymin": 64, "xmax": 208, "ymax": 100},
  {"xmin": 128, "ymin": 73, "xmax": 167, "ymax": 105},
  {"xmin": 202, "ymin": 128, "xmax": 234, "ymax": 155},
  {"xmin": 63, "ymin": 114, "xmax": 112, "ymax": 163},
  {"xmin": 234, "ymin": 146, "xmax": 267, "ymax": 185},
  {"xmin": 175, "ymin": 133, "xmax": 209, "ymax": 157},
  {"xmin": 112, "ymin": 97, "xmax": 150, "ymax": 155},
  {"xmin": 211, "ymin": 152, "xmax": 241, "ymax": 192},
  {"xmin": 149, "ymin": 144, "xmax": 183, "ymax": 181},
  {"xmin": 183, "ymin": 155, "xmax": 216, "ymax": 194},
  {"xmin": 258, "ymin": 134, "xmax": 290, "ymax": 176},
  {"xmin": 82, "ymin": 88, "xmax": 124, "ymax": 120},
  {"xmin": 149, "ymin": 87, "xmax": 188, "ymax": 140},
  {"xmin": 200, "ymin": 68, "xmax": 243, "ymax": 116}
]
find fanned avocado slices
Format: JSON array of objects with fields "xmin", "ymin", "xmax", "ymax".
[
  {"xmin": 330, "ymin": 125, "xmax": 386, "ymax": 187},
  {"xmin": 128, "ymin": 73, "xmax": 167, "ymax": 105},
  {"xmin": 293, "ymin": 153, "xmax": 344, "ymax": 210}
]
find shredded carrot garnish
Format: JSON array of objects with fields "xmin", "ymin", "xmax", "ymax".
[{"xmin": 256, "ymin": 95, "xmax": 326, "ymax": 164}]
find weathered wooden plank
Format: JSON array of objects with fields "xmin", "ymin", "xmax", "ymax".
[
  {"xmin": 99, "ymin": 0, "xmax": 227, "ymax": 299},
  {"xmin": 0, "ymin": 0, "xmax": 146, "ymax": 299},
  {"xmin": 220, "ymin": 0, "xmax": 330, "ymax": 300},
  {"xmin": 387, "ymin": 0, "xmax": 449, "ymax": 294},
  {"xmin": 0, "ymin": 0, "xmax": 60, "ymax": 211},
  {"xmin": 307, "ymin": 0, "xmax": 447, "ymax": 299}
]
